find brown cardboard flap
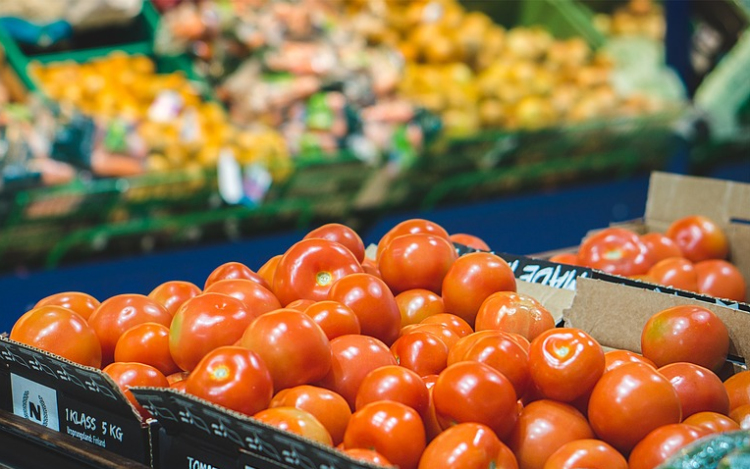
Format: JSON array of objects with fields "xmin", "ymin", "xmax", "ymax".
[
  {"xmin": 517, "ymin": 281, "xmax": 575, "ymax": 324},
  {"xmin": 563, "ymin": 277, "xmax": 750, "ymax": 362}
]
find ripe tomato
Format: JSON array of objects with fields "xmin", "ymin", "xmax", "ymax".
[
  {"xmin": 433, "ymin": 361, "xmax": 518, "ymax": 441},
  {"xmin": 666, "ymin": 215, "xmax": 729, "ymax": 262},
  {"xmin": 147, "ymin": 281, "xmax": 202, "ymax": 316},
  {"xmin": 377, "ymin": 219, "xmax": 451, "ymax": 262},
  {"xmin": 204, "ymin": 261, "xmax": 269, "ymax": 290},
  {"xmin": 391, "ymin": 331, "xmax": 449, "ymax": 377},
  {"xmin": 34, "ymin": 291, "xmax": 100, "ymax": 321},
  {"xmin": 578, "ymin": 227, "xmax": 654, "ymax": 276},
  {"xmin": 475, "ymin": 292, "xmax": 555, "ymax": 341},
  {"xmin": 647, "ymin": 257, "xmax": 699, "ymax": 292},
  {"xmin": 587, "ymin": 363, "xmax": 681, "ymax": 453},
  {"xmin": 253, "ymin": 407, "xmax": 333, "ymax": 446},
  {"xmin": 460, "ymin": 331, "xmax": 530, "ymax": 399},
  {"xmin": 548, "ymin": 252, "xmax": 580, "ymax": 266},
  {"xmin": 694, "ymin": 259, "xmax": 746, "ymax": 302},
  {"xmin": 343, "ymin": 401, "xmax": 426, "ymax": 469},
  {"xmin": 240, "ymin": 309, "xmax": 331, "ymax": 390},
  {"xmin": 89, "ymin": 294, "xmax": 172, "ymax": 366},
  {"xmin": 317, "ymin": 334, "xmax": 397, "ymax": 409},
  {"xmin": 724, "ymin": 370, "xmax": 750, "ymax": 411},
  {"xmin": 304, "ymin": 223, "xmax": 366, "ymax": 263},
  {"xmin": 102, "ymin": 362, "xmax": 168, "ymax": 419},
  {"xmin": 169, "ymin": 292, "xmax": 256, "ymax": 372},
  {"xmin": 543, "ymin": 439, "xmax": 627, "ymax": 469},
  {"xmin": 395, "ymin": 289, "xmax": 445, "ymax": 327},
  {"xmin": 257, "ymin": 255, "xmax": 282, "ymax": 287},
  {"xmin": 274, "ymin": 239, "xmax": 363, "ymax": 306},
  {"xmin": 420, "ymin": 313, "xmax": 473, "ymax": 338},
  {"xmin": 328, "ymin": 273, "xmax": 401, "ymax": 345},
  {"xmin": 378, "ymin": 233, "xmax": 458, "ymax": 295},
  {"xmin": 448, "ymin": 233, "xmax": 491, "ymax": 251},
  {"xmin": 285, "ymin": 299, "xmax": 316, "ymax": 311},
  {"xmin": 627, "ymin": 423, "xmax": 707, "ymax": 469},
  {"xmin": 640, "ymin": 232, "xmax": 684, "ymax": 263},
  {"xmin": 419, "ymin": 422, "xmax": 518, "ymax": 469},
  {"xmin": 408, "ymin": 323, "xmax": 461, "ymax": 350},
  {"xmin": 604, "ymin": 349, "xmax": 656, "ymax": 373},
  {"xmin": 683, "ymin": 411, "xmax": 741, "ymax": 434},
  {"xmin": 730, "ymin": 404, "xmax": 750, "ymax": 429},
  {"xmin": 270, "ymin": 385, "xmax": 351, "ymax": 446},
  {"xmin": 509, "ymin": 400, "xmax": 595, "ymax": 469},
  {"xmin": 204, "ymin": 279, "xmax": 281, "ymax": 315},
  {"xmin": 355, "ymin": 365, "xmax": 429, "ymax": 416},
  {"xmin": 303, "ymin": 300, "xmax": 361, "ymax": 340},
  {"xmin": 641, "ymin": 305, "xmax": 729, "ymax": 372},
  {"xmin": 361, "ymin": 257, "xmax": 381, "ymax": 279},
  {"xmin": 659, "ymin": 362, "xmax": 730, "ymax": 417},
  {"xmin": 529, "ymin": 328, "xmax": 605, "ymax": 402},
  {"xmin": 340, "ymin": 448, "xmax": 392, "ymax": 467},
  {"xmin": 114, "ymin": 323, "xmax": 179, "ymax": 376},
  {"xmin": 447, "ymin": 331, "xmax": 499, "ymax": 366},
  {"xmin": 11, "ymin": 305, "xmax": 101, "ymax": 368},
  {"xmin": 185, "ymin": 346, "xmax": 272, "ymax": 416},
  {"xmin": 421, "ymin": 375, "xmax": 442, "ymax": 442},
  {"xmin": 441, "ymin": 252, "xmax": 517, "ymax": 327}
]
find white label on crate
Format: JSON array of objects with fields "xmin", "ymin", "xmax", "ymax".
[
  {"xmin": 11, "ymin": 374, "xmax": 60, "ymax": 431},
  {"xmin": 187, "ymin": 456, "xmax": 223, "ymax": 469}
]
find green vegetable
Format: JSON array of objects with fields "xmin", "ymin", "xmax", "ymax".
[{"xmin": 657, "ymin": 430, "xmax": 750, "ymax": 469}]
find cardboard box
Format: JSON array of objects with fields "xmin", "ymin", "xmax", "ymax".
[{"xmin": 0, "ymin": 337, "xmax": 158, "ymax": 467}]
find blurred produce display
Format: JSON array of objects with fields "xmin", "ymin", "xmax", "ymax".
[{"xmin": 592, "ymin": 0, "xmax": 666, "ymax": 41}]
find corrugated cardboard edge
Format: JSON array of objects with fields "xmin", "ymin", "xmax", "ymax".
[{"xmin": 517, "ymin": 281, "xmax": 575, "ymax": 324}]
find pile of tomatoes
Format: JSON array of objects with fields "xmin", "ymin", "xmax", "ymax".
[
  {"xmin": 8, "ymin": 219, "xmax": 750, "ymax": 469},
  {"xmin": 549, "ymin": 215, "xmax": 747, "ymax": 303}
]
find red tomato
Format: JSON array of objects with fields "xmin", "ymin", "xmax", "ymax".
[
  {"xmin": 730, "ymin": 404, "xmax": 750, "ymax": 429},
  {"xmin": 529, "ymin": 328, "xmax": 605, "ymax": 402},
  {"xmin": 509, "ymin": 400, "xmax": 595, "ymax": 469},
  {"xmin": 641, "ymin": 305, "xmax": 729, "ymax": 372},
  {"xmin": 604, "ymin": 349, "xmax": 656, "ymax": 373},
  {"xmin": 548, "ymin": 252, "xmax": 580, "ymax": 266},
  {"xmin": 114, "ymin": 323, "xmax": 179, "ymax": 376},
  {"xmin": 185, "ymin": 346, "xmax": 272, "ymax": 416},
  {"xmin": 340, "ymin": 448, "xmax": 392, "ymax": 467},
  {"xmin": 377, "ymin": 219, "xmax": 451, "ymax": 262},
  {"xmin": 543, "ymin": 439, "xmax": 627, "ymax": 469},
  {"xmin": 724, "ymin": 370, "xmax": 750, "ymax": 411},
  {"xmin": 204, "ymin": 279, "xmax": 281, "ymax": 315},
  {"xmin": 408, "ymin": 323, "xmax": 461, "ymax": 350},
  {"xmin": 274, "ymin": 239, "xmax": 363, "ymax": 306},
  {"xmin": 422, "ymin": 375, "xmax": 442, "ymax": 442},
  {"xmin": 270, "ymin": 385, "xmax": 351, "ymax": 446},
  {"xmin": 89, "ymin": 294, "xmax": 172, "ymax": 366},
  {"xmin": 102, "ymin": 362, "xmax": 168, "ymax": 419},
  {"xmin": 11, "ymin": 305, "xmax": 101, "ymax": 368},
  {"xmin": 285, "ymin": 299, "xmax": 316, "ymax": 311},
  {"xmin": 647, "ymin": 257, "xmax": 699, "ymax": 292},
  {"xmin": 378, "ymin": 234, "xmax": 458, "ymax": 295},
  {"xmin": 240, "ymin": 309, "xmax": 331, "ymax": 390},
  {"xmin": 447, "ymin": 331, "xmax": 500, "ymax": 366},
  {"xmin": 391, "ymin": 331, "xmax": 449, "ymax": 377},
  {"xmin": 317, "ymin": 334, "xmax": 397, "ymax": 409},
  {"xmin": 420, "ymin": 313, "xmax": 473, "ymax": 338},
  {"xmin": 578, "ymin": 227, "xmax": 654, "ymax": 276},
  {"xmin": 395, "ymin": 289, "xmax": 445, "ymax": 327},
  {"xmin": 419, "ymin": 422, "xmax": 518, "ymax": 469},
  {"xmin": 683, "ymin": 411, "xmax": 741, "ymax": 434},
  {"xmin": 34, "ymin": 291, "xmax": 100, "ymax": 321},
  {"xmin": 448, "ymin": 233, "xmax": 491, "ymax": 251},
  {"xmin": 204, "ymin": 261, "xmax": 269, "ymax": 290},
  {"xmin": 659, "ymin": 362, "xmax": 730, "ymax": 417},
  {"xmin": 475, "ymin": 292, "xmax": 555, "ymax": 341},
  {"xmin": 257, "ymin": 255, "xmax": 282, "ymax": 288},
  {"xmin": 253, "ymin": 407, "xmax": 333, "ymax": 446},
  {"xmin": 695, "ymin": 259, "xmax": 747, "ymax": 302},
  {"xmin": 666, "ymin": 215, "xmax": 729, "ymax": 262},
  {"xmin": 343, "ymin": 401, "xmax": 426, "ymax": 469},
  {"xmin": 587, "ymin": 363, "xmax": 682, "ymax": 453},
  {"xmin": 355, "ymin": 365, "xmax": 429, "ymax": 416},
  {"xmin": 433, "ymin": 361, "xmax": 518, "ymax": 441},
  {"xmin": 628, "ymin": 423, "xmax": 706, "ymax": 469},
  {"xmin": 441, "ymin": 252, "xmax": 517, "ymax": 327},
  {"xmin": 147, "ymin": 280, "xmax": 202, "ymax": 316},
  {"xmin": 361, "ymin": 257, "xmax": 381, "ymax": 279},
  {"xmin": 303, "ymin": 300, "xmax": 361, "ymax": 340},
  {"xmin": 328, "ymin": 273, "xmax": 401, "ymax": 346},
  {"xmin": 640, "ymin": 232, "xmax": 684, "ymax": 263},
  {"xmin": 304, "ymin": 223, "xmax": 366, "ymax": 263},
  {"xmin": 460, "ymin": 331, "xmax": 530, "ymax": 399}
]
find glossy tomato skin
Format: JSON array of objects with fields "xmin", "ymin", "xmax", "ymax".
[
  {"xmin": 641, "ymin": 305, "xmax": 729, "ymax": 372},
  {"xmin": 659, "ymin": 362, "xmax": 730, "ymax": 417},
  {"xmin": 147, "ymin": 281, "xmax": 202, "ymax": 316},
  {"xmin": 694, "ymin": 259, "xmax": 746, "ymax": 302},
  {"xmin": 303, "ymin": 300, "xmax": 361, "ymax": 340},
  {"xmin": 253, "ymin": 407, "xmax": 333, "ymax": 446},
  {"xmin": 285, "ymin": 299, "xmax": 316, "ymax": 311},
  {"xmin": 447, "ymin": 331, "xmax": 499, "ymax": 366},
  {"xmin": 343, "ymin": 401, "xmax": 426, "ymax": 469},
  {"xmin": 730, "ymin": 404, "xmax": 750, "ymax": 429},
  {"xmin": 378, "ymin": 234, "xmax": 458, "ymax": 295},
  {"xmin": 418, "ymin": 422, "xmax": 518, "ymax": 469},
  {"xmin": 543, "ymin": 439, "xmax": 628, "ymax": 469},
  {"xmin": 391, "ymin": 331, "xmax": 449, "ymax": 377},
  {"xmin": 240, "ymin": 309, "xmax": 331, "ymax": 391},
  {"xmin": 270, "ymin": 385, "xmax": 351, "ymax": 446},
  {"xmin": 604, "ymin": 349, "xmax": 656, "ymax": 373},
  {"xmin": 640, "ymin": 232, "xmax": 684, "ymax": 264},
  {"xmin": 666, "ymin": 215, "xmax": 729, "ymax": 262},
  {"xmin": 88, "ymin": 294, "xmax": 172, "ymax": 366},
  {"xmin": 647, "ymin": 257, "xmax": 699, "ymax": 292},
  {"xmin": 683, "ymin": 411, "xmax": 741, "ymax": 434},
  {"xmin": 407, "ymin": 323, "xmax": 461, "ymax": 350},
  {"xmin": 578, "ymin": 227, "xmax": 654, "ymax": 276},
  {"xmin": 11, "ymin": 305, "xmax": 101, "ymax": 368},
  {"xmin": 448, "ymin": 233, "xmax": 491, "ymax": 251},
  {"xmin": 169, "ymin": 292, "xmax": 257, "ymax": 372},
  {"xmin": 257, "ymin": 255, "xmax": 282, "ymax": 288},
  {"xmin": 274, "ymin": 239, "xmax": 363, "ymax": 306},
  {"xmin": 528, "ymin": 328, "xmax": 605, "ymax": 402},
  {"xmin": 475, "ymin": 292, "xmax": 555, "ymax": 341},
  {"xmin": 441, "ymin": 252, "xmax": 517, "ymax": 327},
  {"xmin": 377, "ymin": 219, "xmax": 451, "ymax": 262},
  {"xmin": 395, "ymin": 289, "xmax": 445, "ymax": 327},
  {"xmin": 548, "ymin": 253, "xmax": 580, "ymax": 266},
  {"xmin": 34, "ymin": 291, "xmax": 100, "ymax": 321},
  {"xmin": 588, "ymin": 363, "xmax": 682, "ymax": 453},
  {"xmin": 340, "ymin": 448, "xmax": 392, "ymax": 467},
  {"xmin": 185, "ymin": 346, "xmax": 273, "ymax": 416},
  {"xmin": 509, "ymin": 400, "xmax": 595, "ymax": 469},
  {"xmin": 304, "ymin": 223, "xmax": 366, "ymax": 263},
  {"xmin": 102, "ymin": 362, "xmax": 169, "ymax": 419},
  {"xmin": 461, "ymin": 331, "xmax": 530, "ymax": 399},
  {"xmin": 724, "ymin": 370, "xmax": 750, "ymax": 411},
  {"xmin": 204, "ymin": 261, "xmax": 269, "ymax": 290},
  {"xmin": 355, "ymin": 365, "xmax": 429, "ymax": 416},
  {"xmin": 204, "ymin": 279, "xmax": 281, "ymax": 316},
  {"xmin": 114, "ymin": 322, "xmax": 179, "ymax": 376},
  {"xmin": 420, "ymin": 313, "xmax": 473, "ymax": 338},
  {"xmin": 628, "ymin": 424, "xmax": 707, "ymax": 469}
]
